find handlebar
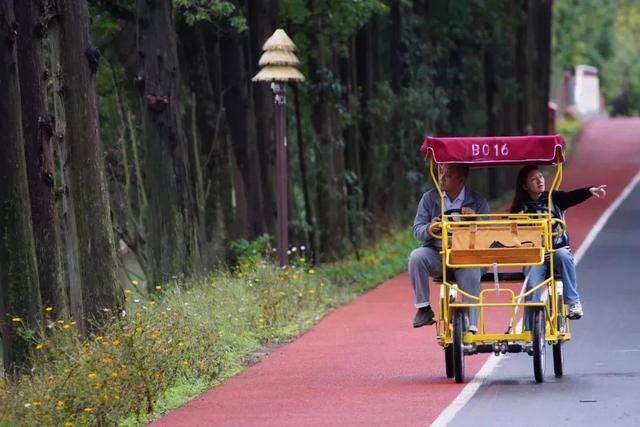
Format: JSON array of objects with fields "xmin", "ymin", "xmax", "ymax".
[
  {"xmin": 428, "ymin": 221, "xmax": 443, "ymax": 239},
  {"xmin": 550, "ymin": 218, "xmax": 567, "ymax": 236}
]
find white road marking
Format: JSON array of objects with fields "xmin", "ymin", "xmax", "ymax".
[
  {"xmin": 429, "ymin": 355, "xmax": 501, "ymax": 427},
  {"xmin": 430, "ymin": 168, "xmax": 640, "ymax": 427}
]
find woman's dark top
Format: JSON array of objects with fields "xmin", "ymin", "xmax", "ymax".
[{"xmin": 518, "ymin": 188, "xmax": 592, "ymax": 248}]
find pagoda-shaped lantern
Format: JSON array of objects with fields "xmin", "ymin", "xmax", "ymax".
[{"xmin": 253, "ymin": 29, "xmax": 305, "ymax": 267}]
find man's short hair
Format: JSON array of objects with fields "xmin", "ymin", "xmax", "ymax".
[
  {"xmin": 438, "ymin": 163, "xmax": 469, "ymax": 179},
  {"xmin": 448, "ymin": 164, "xmax": 469, "ymax": 178}
]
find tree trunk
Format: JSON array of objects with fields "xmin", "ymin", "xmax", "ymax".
[
  {"xmin": 204, "ymin": 26, "xmax": 236, "ymax": 244},
  {"xmin": 356, "ymin": 22, "xmax": 376, "ymax": 217},
  {"xmin": 177, "ymin": 21, "xmax": 227, "ymax": 266},
  {"xmin": 292, "ymin": 85, "xmax": 316, "ymax": 260},
  {"xmin": 531, "ymin": 0, "xmax": 552, "ymax": 134},
  {"xmin": 15, "ymin": 0, "xmax": 66, "ymax": 317},
  {"xmin": 49, "ymin": 12, "xmax": 84, "ymax": 326},
  {"xmin": 0, "ymin": 0, "xmax": 42, "ymax": 373},
  {"xmin": 58, "ymin": 0, "xmax": 122, "ymax": 326},
  {"xmin": 138, "ymin": 0, "xmax": 195, "ymax": 286},
  {"xmin": 249, "ymin": 0, "xmax": 277, "ymax": 238},
  {"xmin": 219, "ymin": 30, "xmax": 267, "ymax": 240},
  {"xmin": 307, "ymin": 0, "xmax": 348, "ymax": 260}
]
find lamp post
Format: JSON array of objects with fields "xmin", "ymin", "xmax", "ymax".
[{"xmin": 252, "ymin": 29, "xmax": 305, "ymax": 267}]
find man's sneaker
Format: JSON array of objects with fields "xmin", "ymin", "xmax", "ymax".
[
  {"xmin": 468, "ymin": 325, "xmax": 478, "ymax": 334},
  {"xmin": 413, "ymin": 306, "xmax": 436, "ymax": 328},
  {"xmin": 568, "ymin": 301, "xmax": 583, "ymax": 320}
]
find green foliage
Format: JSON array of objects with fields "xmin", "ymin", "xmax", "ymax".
[
  {"xmin": 553, "ymin": 0, "xmax": 616, "ymax": 72},
  {"xmin": 557, "ymin": 118, "xmax": 581, "ymax": 143},
  {"xmin": 279, "ymin": 0, "xmax": 387, "ymax": 55},
  {"xmin": 228, "ymin": 234, "xmax": 273, "ymax": 270},
  {"xmin": 553, "ymin": 0, "xmax": 640, "ymax": 115},
  {"xmin": 601, "ymin": 3, "xmax": 640, "ymax": 115},
  {"xmin": 556, "ymin": 118, "xmax": 581, "ymax": 157},
  {"xmin": 173, "ymin": 0, "xmax": 246, "ymax": 31}
]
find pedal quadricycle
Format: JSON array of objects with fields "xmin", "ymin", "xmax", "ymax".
[{"xmin": 420, "ymin": 135, "xmax": 570, "ymax": 383}]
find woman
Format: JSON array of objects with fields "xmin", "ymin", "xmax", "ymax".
[{"xmin": 510, "ymin": 165, "xmax": 607, "ymax": 322}]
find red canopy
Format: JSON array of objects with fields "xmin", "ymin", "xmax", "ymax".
[{"xmin": 420, "ymin": 135, "xmax": 565, "ymax": 166}]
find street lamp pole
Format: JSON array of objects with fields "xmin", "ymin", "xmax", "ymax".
[
  {"xmin": 272, "ymin": 82, "xmax": 288, "ymax": 266},
  {"xmin": 252, "ymin": 29, "xmax": 304, "ymax": 267}
]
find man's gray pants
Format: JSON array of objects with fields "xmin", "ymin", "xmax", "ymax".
[{"xmin": 408, "ymin": 246, "xmax": 481, "ymax": 328}]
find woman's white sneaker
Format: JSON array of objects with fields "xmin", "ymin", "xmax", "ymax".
[{"xmin": 568, "ymin": 301, "xmax": 583, "ymax": 319}]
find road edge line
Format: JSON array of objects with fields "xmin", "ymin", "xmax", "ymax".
[
  {"xmin": 573, "ymin": 169, "xmax": 640, "ymax": 264},
  {"xmin": 429, "ymin": 355, "xmax": 500, "ymax": 427},
  {"xmin": 430, "ymin": 168, "xmax": 640, "ymax": 427}
]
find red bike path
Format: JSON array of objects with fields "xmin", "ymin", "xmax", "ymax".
[{"xmin": 152, "ymin": 118, "xmax": 640, "ymax": 426}]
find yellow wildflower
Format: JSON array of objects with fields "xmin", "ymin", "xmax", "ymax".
[
  {"xmin": 83, "ymin": 407, "xmax": 92, "ymax": 413},
  {"xmin": 131, "ymin": 279, "xmax": 139, "ymax": 286},
  {"xmin": 155, "ymin": 285, "xmax": 161, "ymax": 290},
  {"xmin": 36, "ymin": 343, "xmax": 44, "ymax": 350},
  {"xmin": 11, "ymin": 317, "xmax": 22, "ymax": 322},
  {"xmin": 87, "ymin": 373, "xmax": 97, "ymax": 379},
  {"xmin": 45, "ymin": 307, "xmax": 53, "ymax": 312},
  {"xmin": 112, "ymin": 339, "xmax": 121, "ymax": 346}
]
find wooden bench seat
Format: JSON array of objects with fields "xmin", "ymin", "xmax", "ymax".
[{"xmin": 447, "ymin": 223, "xmax": 545, "ymax": 267}]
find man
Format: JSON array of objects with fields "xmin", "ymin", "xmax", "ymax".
[{"xmin": 408, "ymin": 164, "xmax": 489, "ymax": 331}]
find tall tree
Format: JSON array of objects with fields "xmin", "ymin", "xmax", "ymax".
[
  {"xmin": 16, "ymin": 0, "xmax": 66, "ymax": 317},
  {"xmin": 0, "ymin": 0, "xmax": 42, "ymax": 373},
  {"xmin": 219, "ymin": 22, "xmax": 268, "ymax": 239},
  {"xmin": 137, "ymin": 0, "xmax": 195, "ymax": 285},
  {"xmin": 57, "ymin": 0, "xmax": 122, "ymax": 327},
  {"xmin": 248, "ymin": 0, "xmax": 277, "ymax": 237},
  {"xmin": 177, "ymin": 20, "xmax": 230, "ymax": 266}
]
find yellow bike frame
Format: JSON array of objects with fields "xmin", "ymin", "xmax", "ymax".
[{"xmin": 429, "ymin": 158, "xmax": 571, "ymax": 346}]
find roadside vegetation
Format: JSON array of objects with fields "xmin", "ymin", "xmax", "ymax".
[{"xmin": 0, "ymin": 230, "xmax": 414, "ymax": 426}]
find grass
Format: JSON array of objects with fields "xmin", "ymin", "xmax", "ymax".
[
  {"xmin": 556, "ymin": 118, "xmax": 582, "ymax": 159},
  {"xmin": 0, "ymin": 229, "xmax": 416, "ymax": 427}
]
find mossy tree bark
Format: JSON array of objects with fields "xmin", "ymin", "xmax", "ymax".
[
  {"xmin": 137, "ymin": 0, "xmax": 195, "ymax": 286},
  {"xmin": 57, "ymin": 0, "xmax": 122, "ymax": 328},
  {"xmin": 15, "ymin": 0, "xmax": 66, "ymax": 318},
  {"xmin": 0, "ymin": 0, "xmax": 42, "ymax": 374}
]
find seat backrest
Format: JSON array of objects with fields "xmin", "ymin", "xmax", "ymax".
[{"xmin": 451, "ymin": 224, "xmax": 543, "ymax": 250}]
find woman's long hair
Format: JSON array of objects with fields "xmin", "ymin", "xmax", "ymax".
[{"xmin": 509, "ymin": 165, "xmax": 540, "ymax": 213}]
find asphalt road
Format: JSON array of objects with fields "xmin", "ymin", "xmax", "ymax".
[{"xmin": 449, "ymin": 178, "xmax": 640, "ymax": 426}]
